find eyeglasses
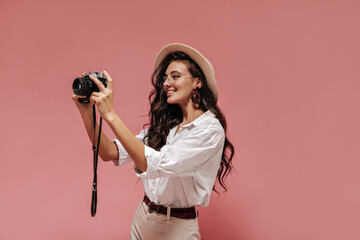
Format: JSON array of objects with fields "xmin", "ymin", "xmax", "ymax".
[{"xmin": 157, "ymin": 74, "xmax": 192, "ymax": 87}]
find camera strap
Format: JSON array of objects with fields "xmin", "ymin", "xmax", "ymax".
[{"xmin": 91, "ymin": 104, "xmax": 102, "ymax": 217}]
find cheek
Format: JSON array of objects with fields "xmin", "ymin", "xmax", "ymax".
[{"xmin": 173, "ymin": 81, "xmax": 193, "ymax": 93}]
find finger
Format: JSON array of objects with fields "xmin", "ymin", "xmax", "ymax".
[
  {"xmin": 90, "ymin": 95, "xmax": 101, "ymax": 105},
  {"xmin": 82, "ymin": 72, "xmax": 87, "ymax": 76},
  {"xmin": 103, "ymin": 70, "xmax": 113, "ymax": 90},
  {"xmin": 72, "ymin": 94, "xmax": 87, "ymax": 101},
  {"xmin": 89, "ymin": 75, "xmax": 106, "ymax": 92},
  {"xmin": 90, "ymin": 92, "xmax": 101, "ymax": 98}
]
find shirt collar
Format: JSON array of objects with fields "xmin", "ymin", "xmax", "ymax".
[{"xmin": 182, "ymin": 110, "xmax": 214, "ymax": 128}]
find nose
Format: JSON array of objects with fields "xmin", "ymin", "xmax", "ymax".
[{"xmin": 163, "ymin": 78, "xmax": 172, "ymax": 88}]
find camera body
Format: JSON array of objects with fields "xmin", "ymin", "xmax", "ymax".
[{"xmin": 73, "ymin": 72, "xmax": 108, "ymax": 103}]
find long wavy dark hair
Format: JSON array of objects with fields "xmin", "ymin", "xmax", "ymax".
[{"xmin": 143, "ymin": 51, "xmax": 235, "ymax": 192}]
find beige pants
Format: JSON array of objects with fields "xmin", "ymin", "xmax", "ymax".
[{"xmin": 129, "ymin": 200, "xmax": 201, "ymax": 240}]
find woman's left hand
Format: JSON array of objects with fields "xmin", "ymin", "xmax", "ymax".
[{"xmin": 89, "ymin": 70, "xmax": 116, "ymax": 121}]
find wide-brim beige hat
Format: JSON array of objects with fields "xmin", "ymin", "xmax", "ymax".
[{"xmin": 154, "ymin": 43, "xmax": 218, "ymax": 102}]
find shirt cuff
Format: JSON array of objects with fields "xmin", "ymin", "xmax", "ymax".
[
  {"xmin": 136, "ymin": 145, "xmax": 163, "ymax": 178},
  {"xmin": 112, "ymin": 139, "xmax": 132, "ymax": 166}
]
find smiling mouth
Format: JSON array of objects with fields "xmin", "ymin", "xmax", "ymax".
[{"xmin": 166, "ymin": 90, "xmax": 176, "ymax": 96}]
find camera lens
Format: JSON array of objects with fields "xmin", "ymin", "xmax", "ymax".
[
  {"xmin": 73, "ymin": 78, "xmax": 82, "ymax": 95},
  {"xmin": 72, "ymin": 72, "xmax": 107, "ymax": 104}
]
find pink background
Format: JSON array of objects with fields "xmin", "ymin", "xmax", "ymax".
[{"xmin": 1, "ymin": 0, "xmax": 359, "ymax": 239}]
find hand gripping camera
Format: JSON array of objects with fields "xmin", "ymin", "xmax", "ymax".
[{"xmin": 72, "ymin": 72, "xmax": 108, "ymax": 103}]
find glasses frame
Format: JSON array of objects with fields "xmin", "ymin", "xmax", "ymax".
[{"xmin": 157, "ymin": 74, "xmax": 193, "ymax": 88}]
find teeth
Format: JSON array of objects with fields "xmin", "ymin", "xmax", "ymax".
[{"xmin": 167, "ymin": 90, "xmax": 175, "ymax": 93}]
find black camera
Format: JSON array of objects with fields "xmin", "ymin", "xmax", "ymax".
[{"xmin": 73, "ymin": 72, "xmax": 108, "ymax": 103}]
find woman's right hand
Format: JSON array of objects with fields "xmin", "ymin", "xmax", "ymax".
[{"xmin": 72, "ymin": 72, "xmax": 93, "ymax": 117}]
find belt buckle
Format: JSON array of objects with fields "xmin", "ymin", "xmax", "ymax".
[
  {"xmin": 147, "ymin": 201, "xmax": 154, "ymax": 213},
  {"xmin": 147, "ymin": 201, "xmax": 160, "ymax": 214}
]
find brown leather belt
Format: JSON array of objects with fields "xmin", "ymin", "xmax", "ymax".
[{"xmin": 143, "ymin": 195, "xmax": 198, "ymax": 219}]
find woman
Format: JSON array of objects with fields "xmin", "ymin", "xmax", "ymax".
[{"xmin": 72, "ymin": 43, "xmax": 234, "ymax": 239}]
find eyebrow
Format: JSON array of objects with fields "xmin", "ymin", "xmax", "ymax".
[{"xmin": 164, "ymin": 70, "xmax": 182, "ymax": 75}]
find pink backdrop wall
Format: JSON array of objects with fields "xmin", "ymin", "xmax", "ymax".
[{"xmin": 1, "ymin": 0, "xmax": 359, "ymax": 239}]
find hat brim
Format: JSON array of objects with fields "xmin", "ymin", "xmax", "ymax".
[{"xmin": 154, "ymin": 43, "xmax": 218, "ymax": 102}]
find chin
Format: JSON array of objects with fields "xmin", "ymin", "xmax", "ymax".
[
  {"xmin": 166, "ymin": 96, "xmax": 182, "ymax": 104},
  {"xmin": 167, "ymin": 97, "xmax": 189, "ymax": 106}
]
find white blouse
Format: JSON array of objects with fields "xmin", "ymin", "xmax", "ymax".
[{"xmin": 112, "ymin": 110, "xmax": 225, "ymax": 208}]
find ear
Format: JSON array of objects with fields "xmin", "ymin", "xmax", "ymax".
[{"xmin": 194, "ymin": 78, "xmax": 202, "ymax": 89}]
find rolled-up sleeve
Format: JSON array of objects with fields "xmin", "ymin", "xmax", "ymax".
[
  {"xmin": 112, "ymin": 129, "xmax": 148, "ymax": 166},
  {"xmin": 137, "ymin": 124, "xmax": 225, "ymax": 179}
]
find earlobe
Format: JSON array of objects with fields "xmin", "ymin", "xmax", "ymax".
[{"xmin": 195, "ymin": 78, "xmax": 202, "ymax": 89}]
